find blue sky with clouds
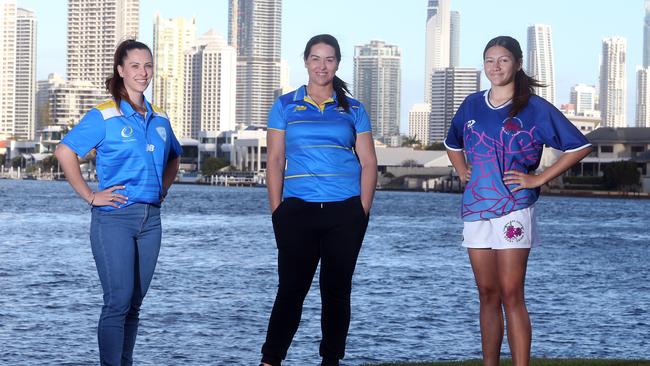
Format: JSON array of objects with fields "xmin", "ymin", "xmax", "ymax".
[{"xmin": 17, "ymin": 0, "xmax": 643, "ymax": 130}]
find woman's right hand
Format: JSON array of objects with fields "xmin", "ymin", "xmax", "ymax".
[
  {"xmin": 461, "ymin": 165, "xmax": 472, "ymax": 184},
  {"xmin": 89, "ymin": 185, "xmax": 128, "ymax": 208}
]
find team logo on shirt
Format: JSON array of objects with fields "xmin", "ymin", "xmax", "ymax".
[
  {"xmin": 294, "ymin": 105, "xmax": 307, "ymax": 111},
  {"xmin": 156, "ymin": 126, "xmax": 167, "ymax": 142},
  {"xmin": 466, "ymin": 119, "xmax": 476, "ymax": 129},
  {"xmin": 120, "ymin": 126, "xmax": 134, "ymax": 138},
  {"xmin": 502, "ymin": 117, "xmax": 523, "ymax": 135},
  {"xmin": 503, "ymin": 220, "xmax": 524, "ymax": 242}
]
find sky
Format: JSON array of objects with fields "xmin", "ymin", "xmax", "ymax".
[{"xmin": 15, "ymin": 0, "xmax": 645, "ymax": 131}]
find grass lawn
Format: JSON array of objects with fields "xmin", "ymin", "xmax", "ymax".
[{"xmin": 366, "ymin": 359, "xmax": 650, "ymax": 366}]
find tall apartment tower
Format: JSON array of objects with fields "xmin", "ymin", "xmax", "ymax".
[
  {"xmin": 0, "ymin": 1, "xmax": 16, "ymax": 138},
  {"xmin": 182, "ymin": 31, "xmax": 236, "ymax": 139},
  {"xmin": 153, "ymin": 13, "xmax": 197, "ymax": 136},
  {"xmin": 15, "ymin": 8, "xmax": 36, "ymax": 140},
  {"xmin": 636, "ymin": 67, "xmax": 650, "ymax": 127},
  {"xmin": 67, "ymin": 0, "xmax": 139, "ymax": 90},
  {"xmin": 449, "ymin": 10, "xmax": 460, "ymax": 69},
  {"xmin": 643, "ymin": 0, "xmax": 650, "ymax": 67},
  {"xmin": 429, "ymin": 67, "xmax": 480, "ymax": 142},
  {"xmin": 408, "ymin": 103, "xmax": 431, "ymax": 146},
  {"xmin": 600, "ymin": 37, "xmax": 627, "ymax": 128},
  {"xmin": 424, "ymin": 0, "xmax": 450, "ymax": 103},
  {"xmin": 228, "ymin": 0, "xmax": 282, "ymax": 127},
  {"xmin": 527, "ymin": 24, "xmax": 555, "ymax": 105},
  {"xmin": 354, "ymin": 40, "xmax": 401, "ymax": 143},
  {"xmin": 570, "ymin": 84, "xmax": 598, "ymax": 117}
]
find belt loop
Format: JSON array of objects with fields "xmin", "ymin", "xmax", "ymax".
[{"xmin": 320, "ymin": 202, "xmax": 323, "ymax": 209}]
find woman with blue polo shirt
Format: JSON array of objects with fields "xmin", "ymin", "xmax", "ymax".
[
  {"xmin": 55, "ymin": 39, "xmax": 182, "ymax": 365},
  {"xmin": 260, "ymin": 34, "xmax": 377, "ymax": 366},
  {"xmin": 445, "ymin": 36, "xmax": 592, "ymax": 366}
]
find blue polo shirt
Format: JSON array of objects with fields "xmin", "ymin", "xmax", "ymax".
[
  {"xmin": 268, "ymin": 86, "xmax": 372, "ymax": 202},
  {"xmin": 445, "ymin": 90, "xmax": 591, "ymax": 221},
  {"xmin": 61, "ymin": 98, "xmax": 182, "ymax": 211}
]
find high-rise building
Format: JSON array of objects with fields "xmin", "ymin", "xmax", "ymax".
[
  {"xmin": 570, "ymin": 84, "xmax": 598, "ymax": 117},
  {"xmin": 643, "ymin": 0, "xmax": 650, "ymax": 67},
  {"xmin": 636, "ymin": 67, "xmax": 650, "ymax": 127},
  {"xmin": 14, "ymin": 7, "xmax": 36, "ymax": 140},
  {"xmin": 228, "ymin": 0, "xmax": 282, "ymax": 127},
  {"xmin": 429, "ymin": 67, "xmax": 480, "ymax": 142},
  {"xmin": 424, "ymin": 0, "xmax": 450, "ymax": 103},
  {"xmin": 36, "ymin": 73, "xmax": 105, "ymax": 129},
  {"xmin": 527, "ymin": 24, "xmax": 555, "ymax": 105},
  {"xmin": 153, "ymin": 13, "xmax": 197, "ymax": 136},
  {"xmin": 600, "ymin": 37, "xmax": 627, "ymax": 128},
  {"xmin": 354, "ymin": 40, "xmax": 401, "ymax": 143},
  {"xmin": 0, "ymin": 1, "xmax": 16, "ymax": 138},
  {"xmin": 408, "ymin": 103, "xmax": 431, "ymax": 146},
  {"xmin": 449, "ymin": 10, "xmax": 460, "ymax": 69},
  {"xmin": 67, "ymin": 0, "xmax": 139, "ymax": 90},
  {"xmin": 182, "ymin": 31, "xmax": 236, "ymax": 139}
]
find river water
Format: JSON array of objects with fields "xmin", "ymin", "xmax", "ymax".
[{"xmin": 0, "ymin": 180, "xmax": 648, "ymax": 365}]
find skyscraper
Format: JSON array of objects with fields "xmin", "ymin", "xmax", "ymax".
[
  {"xmin": 0, "ymin": 1, "xmax": 16, "ymax": 138},
  {"xmin": 408, "ymin": 103, "xmax": 431, "ymax": 146},
  {"xmin": 67, "ymin": 0, "xmax": 139, "ymax": 90},
  {"xmin": 429, "ymin": 67, "xmax": 480, "ymax": 142},
  {"xmin": 636, "ymin": 67, "xmax": 650, "ymax": 127},
  {"xmin": 643, "ymin": 0, "xmax": 650, "ymax": 67},
  {"xmin": 449, "ymin": 10, "xmax": 460, "ymax": 69},
  {"xmin": 354, "ymin": 40, "xmax": 401, "ymax": 143},
  {"xmin": 228, "ymin": 0, "xmax": 282, "ymax": 127},
  {"xmin": 424, "ymin": 0, "xmax": 450, "ymax": 103},
  {"xmin": 183, "ymin": 30, "xmax": 236, "ymax": 139},
  {"xmin": 14, "ymin": 7, "xmax": 36, "ymax": 140},
  {"xmin": 600, "ymin": 37, "xmax": 627, "ymax": 128},
  {"xmin": 153, "ymin": 13, "xmax": 197, "ymax": 136},
  {"xmin": 527, "ymin": 24, "xmax": 555, "ymax": 105}
]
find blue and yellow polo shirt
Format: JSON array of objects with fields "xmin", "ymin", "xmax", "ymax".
[
  {"xmin": 268, "ymin": 85, "xmax": 372, "ymax": 202},
  {"xmin": 61, "ymin": 97, "xmax": 182, "ymax": 211}
]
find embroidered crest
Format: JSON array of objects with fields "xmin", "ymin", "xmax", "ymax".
[
  {"xmin": 502, "ymin": 117, "xmax": 523, "ymax": 135},
  {"xmin": 503, "ymin": 220, "xmax": 524, "ymax": 242},
  {"xmin": 120, "ymin": 126, "xmax": 134, "ymax": 138},
  {"xmin": 156, "ymin": 126, "xmax": 167, "ymax": 141}
]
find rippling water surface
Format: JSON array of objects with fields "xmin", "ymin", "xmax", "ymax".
[{"xmin": 1, "ymin": 180, "xmax": 649, "ymax": 365}]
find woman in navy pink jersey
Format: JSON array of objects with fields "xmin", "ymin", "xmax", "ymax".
[{"xmin": 445, "ymin": 36, "xmax": 592, "ymax": 366}]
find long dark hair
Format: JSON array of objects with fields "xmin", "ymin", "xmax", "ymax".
[
  {"xmin": 483, "ymin": 36, "xmax": 544, "ymax": 117},
  {"xmin": 105, "ymin": 39, "xmax": 152, "ymax": 113},
  {"xmin": 303, "ymin": 34, "xmax": 351, "ymax": 112}
]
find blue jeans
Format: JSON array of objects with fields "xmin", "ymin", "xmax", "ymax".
[{"xmin": 90, "ymin": 203, "xmax": 162, "ymax": 366}]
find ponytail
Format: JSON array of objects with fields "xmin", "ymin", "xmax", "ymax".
[
  {"xmin": 510, "ymin": 69, "xmax": 544, "ymax": 118},
  {"xmin": 333, "ymin": 76, "xmax": 351, "ymax": 112}
]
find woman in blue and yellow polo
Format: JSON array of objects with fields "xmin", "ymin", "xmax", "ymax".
[
  {"xmin": 260, "ymin": 34, "xmax": 378, "ymax": 366},
  {"xmin": 56, "ymin": 40, "xmax": 181, "ymax": 366}
]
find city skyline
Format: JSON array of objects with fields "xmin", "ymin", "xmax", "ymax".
[{"xmin": 14, "ymin": 0, "xmax": 646, "ymax": 131}]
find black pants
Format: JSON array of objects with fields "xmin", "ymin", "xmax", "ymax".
[{"xmin": 261, "ymin": 196, "xmax": 369, "ymax": 366}]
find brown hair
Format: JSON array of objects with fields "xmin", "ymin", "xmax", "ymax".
[
  {"xmin": 303, "ymin": 34, "xmax": 351, "ymax": 112},
  {"xmin": 105, "ymin": 39, "xmax": 152, "ymax": 113},
  {"xmin": 483, "ymin": 36, "xmax": 545, "ymax": 117}
]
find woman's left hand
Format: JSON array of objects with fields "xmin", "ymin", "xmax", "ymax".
[{"xmin": 503, "ymin": 170, "xmax": 545, "ymax": 192}]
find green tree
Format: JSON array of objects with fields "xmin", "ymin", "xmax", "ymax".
[
  {"xmin": 424, "ymin": 142, "xmax": 446, "ymax": 150},
  {"xmin": 401, "ymin": 159, "xmax": 419, "ymax": 167},
  {"xmin": 401, "ymin": 135, "xmax": 421, "ymax": 147},
  {"xmin": 11, "ymin": 156, "xmax": 24, "ymax": 169},
  {"xmin": 201, "ymin": 157, "xmax": 229, "ymax": 176},
  {"xmin": 603, "ymin": 161, "xmax": 641, "ymax": 191},
  {"xmin": 40, "ymin": 154, "xmax": 59, "ymax": 171}
]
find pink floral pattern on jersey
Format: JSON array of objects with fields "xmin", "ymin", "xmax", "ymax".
[{"xmin": 461, "ymin": 119, "xmax": 543, "ymax": 220}]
